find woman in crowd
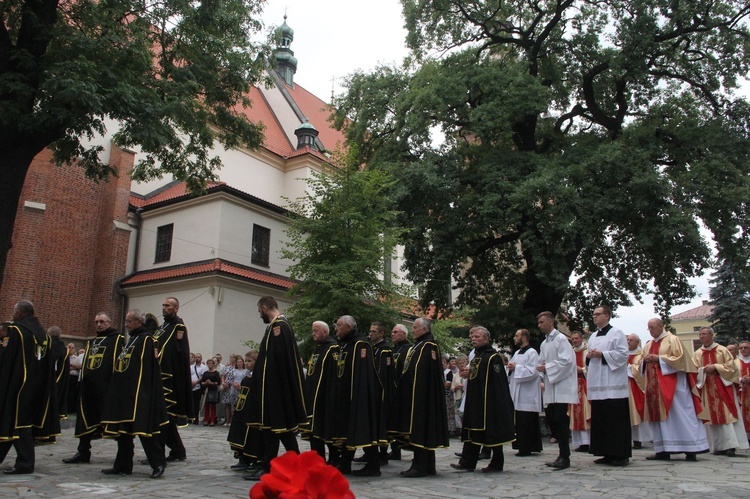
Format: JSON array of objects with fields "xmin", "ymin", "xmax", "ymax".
[
  {"xmin": 222, "ymin": 355, "xmax": 247, "ymax": 426},
  {"xmin": 201, "ymin": 358, "xmax": 222, "ymax": 426},
  {"xmin": 451, "ymin": 354, "xmax": 468, "ymax": 431}
]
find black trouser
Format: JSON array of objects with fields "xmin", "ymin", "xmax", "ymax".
[
  {"xmin": 458, "ymin": 441, "xmax": 504, "ymax": 470},
  {"xmin": 340, "ymin": 446, "xmax": 379, "ymax": 471},
  {"xmin": 261, "ymin": 430, "xmax": 299, "ymax": 471},
  {"xmin": 76, "ymin": 432, "xmax": 95, "ymax": 457},
  {"xmin": 0, "ymin": 428, "xmax": 34, "ymax": 472},
  {"xmin": 191, "ymin": 390, "xmax": 203, "ymax": 421},
  {"xmin": 411, "ymin": 447, "xmax": 436, "ymax": 474},
  {"xmin": 389, "ymin": 441, "xmax": 401, "ymax": 459},
  {"xmin": 158, "ymin": 420, "xmax": 186, "ymax": 459},
  {"xmin": 309, "ymin": 437, "xmax": 340, "ymax": 465},
  {"xmin": 113, "ymin": 434, "xmax": 165, "ymax": 472},
  {"xmin": 547, "ymin": 403, "xmax": 571, "ymax": 459}
]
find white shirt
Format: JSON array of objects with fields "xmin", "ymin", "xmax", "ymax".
[
  {"xmin": 191, "ymin": 363, "xmax": 208, "ymax": 391},
  {"xmin": 509, "ymin": 346, "xmax": 541, "ymax": 412},
  {"xmin": 539, "ymin": 329, "xmax": 578, "ymax": 405},
  {"xmin": 586, "ymin": 325, "xmax": 629, "ymax": 400}
]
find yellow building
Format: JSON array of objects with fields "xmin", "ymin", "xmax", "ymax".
[{"xmin": 670, "ymin": 300, "xmax": 715, "ymax": 353}]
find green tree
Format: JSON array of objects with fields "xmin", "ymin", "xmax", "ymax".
[
  {"xmin": 334, "ymin": 0, "xmax": 750, "ymax": 341},
  {"xmin": 280, "ymin": 154, "xmax": 409, "ymax": 353},
  {"xmin": 709, "ymin": 258, "xmax": 750, "ymax": 343},
  {"xmin": 0, "ymin": 0, "xmax": 271, "ymax": 288}
]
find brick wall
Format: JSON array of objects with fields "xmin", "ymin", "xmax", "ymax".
[{"xmin": 0, "ymin": 146, "xmax": 134, "ymax": 345}]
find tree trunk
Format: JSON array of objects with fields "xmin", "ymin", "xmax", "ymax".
[{"xmin": 0, "ymin": 144, "xmax": 44, "ymax": 291}]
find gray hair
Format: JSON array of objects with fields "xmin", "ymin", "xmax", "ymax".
[
  {"xmin": 393, "ymin": 324, "xmax": 408, "ymax": 334},
  {"xmin": 14, "ymin": 300, "xmax": 35, "ymax": 317},
  {"xmin": 416, "ymin": 317, "xmax": 432, "ymax": 332},
  {"xmin": 470, "ymin": 325, "xmax": 491, "ymax": 340},
  {"xmin": 128, "ymin": 309, "xmax": 146, "ymax": 324},
  {"xmin": 95, "ymin": 312, "xmax": 112, "ymax": 321},
  {"xmin": 340, "ymin": 315, "xmax": 357, "ymax": 330},
  {"xmin": 313, "ymin": 321, "xmax": 330, "ymax": 333}
]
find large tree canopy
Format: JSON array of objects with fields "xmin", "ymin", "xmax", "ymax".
[
  {"xmin": 334, "ymin": 0, "xmax": 750, "ymax": 335},
  {"xmin": 0, "ymin": 0, "xmax": 270, "ymax": 288}
]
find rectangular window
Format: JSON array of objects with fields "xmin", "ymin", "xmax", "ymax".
[
  {"xmin": 155, "ymin": 223, "xmax": 174, "ymax": 263},
  {"xmin": 252, "ymin": 224, "xmax": 271, "ymax": 266}
]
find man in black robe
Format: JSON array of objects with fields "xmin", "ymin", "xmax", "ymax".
[
  {"xmin": 48, "ymin": 326, "xmax": 70, "ymax": 423},
  {"xmin": 228, "ymin": 351, "xmax": 263, "ymax": 475},
  {"xmin": 0, "ymin": 301, "xmax": 57, "ymax": 474},
  {"xmin": 101, "ymin": 309, "xmax": 168, "ymax": 478},
  {"xmin": 301, "ymin": 321, "xmax": 340, "ymax": 464},
  {"xmin": 369, "ymin": 321, "xmax": 395, "ymax": 465},
  {"xmin": 387, "ymin": 323, "xmax": 412, "ymax": 461},
  {"xmin": 244, "ymin": 296, "xmax": 306, "ymax": 481},
  {"xmin": 390, "ymin": 318, "xmax": 449, "ymax": 477},
  {"xmin": 63, "ymin": 312, "xmax": 123, "ymax": 464},
  {"xmin": 450, "ymin": 326, "xmax": 515, "ymax": 473},
  {"xmin": 153, "ymin": 296, "xmax": 192, "ymax": 462},
  {"xmin": 332, "ymin": 315, "xmax": 385, "ymax": 477}
]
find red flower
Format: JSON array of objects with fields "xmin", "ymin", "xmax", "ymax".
[{"xmin": 250, "ymin": 451, "xmax": 355, "ymax": 499}]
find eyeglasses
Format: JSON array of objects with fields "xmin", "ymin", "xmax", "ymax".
[{"xmin": 592, "ymin": 313, "xmax": 605, "ymax": 317}]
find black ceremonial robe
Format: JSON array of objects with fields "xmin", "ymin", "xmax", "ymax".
[
  {"xmin": 462, "ymin": 343, "xmax": 516, "ymax": 447},
  {"xmin": 332, "ymin": 331, "xmax": 385, "ymax": 450},
  {"xmin": 101, "ymin": 327, "xmax": 169, "ymax": 436},
  {"xmin": 301, "ymin": 336, "xmax": 340, "ymax": 443},
  {"xmin": 372, "ymin": 339, "xmax": 396, "ymax": 441},
  {"xmin": 247, "ymin": 315, "xmax": 307, "ymax": 431},
  {"xmin": 228, "ymin": 372, "xmax": 261, "ymax": 459},
  {"xmin": 391, "ymin": 339, "xmax": 412, "ymax": 383},
  {"xmin": 51, "ymin": 337, "xmax": 70, "ymax": 420},
  {"xmin": 154, "ymin": 316, "xmax": 192, "ymax": 426},
  {"xmin": 389, "ymin": 333, "xmax": 449, "ymax": 450},
  {"xmin": 0, "ymin": 316, "xmax": 58, "ymax": 440},
  {"xmin": 75, "ymin": 328, "xmax": 123, "ymax": 437}
]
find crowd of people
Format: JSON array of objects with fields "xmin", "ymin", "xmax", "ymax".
[{"xmin": 1, "ymin": 297, "xmax": 749, "ymax": 483}]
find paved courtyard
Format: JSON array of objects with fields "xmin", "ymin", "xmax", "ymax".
[{"xmin": 1, "ymin": 420, "xmax": 748, "ymax": 498}]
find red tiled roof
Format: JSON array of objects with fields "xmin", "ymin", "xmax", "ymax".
[
  {"xmin": 232, "ymin": 86, "xmax": 293, "ymax": 157},
  {"xmin": 130, "ymin": 181, "xmax": 225, "ymax": 208},
  {"xmin": 671, "ymin": 302, "xmax": 715, "ymax": 320},
  {"xmin": 284, "ymin": 82, "xmax": 346, "ymax": 153},
  {"xmin": 121, "ymin": 259, "xmax": 295, "ymax": 290}
]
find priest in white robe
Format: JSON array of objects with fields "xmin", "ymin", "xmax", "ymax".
[
  {"xmin": 640, "ymin": 318, "xmax": 708, "ymax": 461},
  {"xmin": 508, "ymin": 328, "xmax": 542, "ymax": 456}
]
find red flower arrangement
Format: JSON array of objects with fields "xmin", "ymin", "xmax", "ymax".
[{"xmin": 249, "ymin": 451, "xmax": 355, "ymax": 499}]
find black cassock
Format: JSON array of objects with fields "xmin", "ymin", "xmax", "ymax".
[
  {"xmin": 332, "ymin": 331, "xmax": 385, "ymax": 449},
  {"xmin": 227, "ymin": 372, "xmax": 262, "ymax": 459},
  {"xmin": 373, "ymin": 339, "xmax": 396, "ymax": 441},
  {"xmin": 0, "ymin": 316, "xmax": 58, "ymax": 440},
  {"xmin": 75, "ymin": 328, "xmax": 123, "ymax": 437},
  {"xmin": 153, "ymin": 316, "xmax": 192, "ymax": 426},
  {"xmin": 389, "ymin": 333, "xmax": 449, "ymax": 450},
  {"xmin": 101, "ymin": 328, "xmax": 169, "ymax": 437},
  {"xmin": 247, "ymin": 315, "xmax": 307, "ymax": 431},
  {"xmin": 301, "ymin": 336, "xmax": 340, "ymax": 443},
  {"xmin": 462, "ymin": 344, "xmax": 515, "ymax": 447}
]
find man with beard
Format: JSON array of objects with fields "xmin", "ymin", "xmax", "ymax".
[
  {"xmin": 387, "ymin": 323, "xmax": 411, "ymax": 461},
  {"xmin": 153, "ymin": 297, "xmax": 192, "ymax": 462},
  {"xmin": 626, "ymin": 334, "xmax": 651, "ymax": 449},
  {"xmin": 63, "ymin": 312, "xmax": 123, "ymax": 464},
  {"xmin": 693, "ymin": 327, "xmax": 748, "ymax": 457},
  {"xmin": 244, "ymin": 297, "xmax": 306, "ymax": 481},
  {"xmin": 508, "ymin": 328, "xmax": 542, "ymax": 456},
  {"xmin": 390, "ymin": 318, "xmax": 449, "ymax": 477},
  {"xmin": 332, "ymin": 315, "xmax": 384, "ymax": 477},
  {"xmin": 0, "ymin": 301, "xmax": 57, "ymax": 474},
  {"xmin": 301, "ymin": 321, "xmax": 340, "ymax": 464},
  {"xmin": 586, "ymin": 305, "xmax": 631, "ymax": 466},
  {"xmin": 101, "ymin": 309, "xmax": 168, "ymax": 478},
  {"xmin": 641, "ymin": 318, "xmax": 708, "ymax": 461},
  {"xmin": 450, "ymin": 326, "xmax": 515, "ymax": 473},
  {"xmin": 569, "ymin": 330, "xmax": 591, "ymax": 452}
]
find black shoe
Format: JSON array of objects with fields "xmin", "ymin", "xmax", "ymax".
[
  {"xmin": 351, "ymin": 467, "xmax": 381, "ymax": 477},
  {"xmin": 449, "ymin": 463, "xmax": 474, "ymax": 472},
  {"xmin": 166, "ymin": 455, "xmax": 186, "ymax": 462},
  {"xmin": 139, "ymin": 458, "xmax": 151, "ymax": 465},
  {"xmin": 575, "ymin": 445, "xmax": 589, "ymax": 452},
  {"xmin": 548, "ymin": 457, "xmax": 570, "ymax": 470},
  {"xmin": 478, "ymin": 452, "xmax": 491, "ymax": 460},
  {"xmin": 379, "ymin": 459, "xmax": 389, "ymax": 466},
  {"xmin": 611, "ymin": 458, "xmax": 629, "ymax": 467},
  {"xmin": 352, "ymin": 455, "xmax": 368, "ymax": 463},
  {"xmin": 3, "ymin": 467, "xmax": 33, "ymax": 475},
  {"xmin": 633, "ymin": 441, "xmax": 642, "ymax": 449},
  {"xmin": 685, "ymin": 453, "xmax": 697, "ymax": 462},
  {"xmin": 400, "ymin": 468, "xmax": 428, "ymax": 478},
  {"xmin": 243, "ymin": 469, "xmax": 266, "ymax": 481},
  {"xmin": 725, "ymin": 448, "xmax": 736, "ymax": 457},
  {"xmin": 336, "ymin": 465, "xmax": 352, "ymax": 475},
  {"xmin": 386, "ymin": 452, "xmax": 401, "ymax": 460},
  {"xmin": 454, "ymin": 452, "xmax": 463, "ymax": 458},
  {"xmin": 230, "ymin": 460, "xmax": 251, "ymax": 471},
  {"xmin": 101, "ymin": 467, "xmax": 132, "ymax": 476},
  {"xmin": 594, "ymin": 457, "xmax": 612, "ymax": 465},
  {"xmin": 63, "ymin": 452, "xmax": 91, "ymax": 464},
  {"xmin": 515, "ymin": 452, "xmax": 532, "ymax": 457},
  {"xmin": 150, "ymin": 465, "xmax": 166, "ymax": 478},
  {"xmin": 646, "ymin": 452, "xmax": 671, "ymax": 461},
  {"xmin": 481, "ymin": 465, "xmax": 503, "ymax": 473}
]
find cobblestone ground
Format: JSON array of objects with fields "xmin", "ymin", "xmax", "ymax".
[{"xmin": 1, "ymin": 419, "xmax": 748, "ymax": 498}]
